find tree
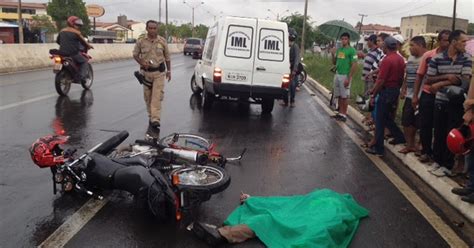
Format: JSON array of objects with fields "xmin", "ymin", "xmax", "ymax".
[
  {"xmin": 47, "ymin": 0, "xmax": 91, "ymax": 35},
  {"xmin": 30, "ymin": 15, "xmax": 56, "ymax": 34},
  {"xmin": 468, "ymin": 23, "xmax": 474, "ymax": 35},
  {"xmin": 194, "ymin": 24, "xmax": 209, "ymax": 39},
  {"xmin": 281, "ymin": 13, "xmax": 315, "ymax": 50}
]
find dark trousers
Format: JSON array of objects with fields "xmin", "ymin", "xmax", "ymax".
[
  {"xmin": 467, "ymin": 154, "xmax": 474, "ymax": 190},
  {"xmin": 432, "ymin": 100, "xmax": 463, "ymax": 169},
  {"xmin": 72, "ymin": 53, "xmax": 88, "ymax": 81},
  {"xmin": 284, "ymin": 75, "xmax": 298, "ymax": 104},
  {"xmin": 418, "ymin": 92, "xmax": 435, "ymax": 156},
  {"xmin": 374, "ymin": 88, "xmax": 406, "ymax": 154}
]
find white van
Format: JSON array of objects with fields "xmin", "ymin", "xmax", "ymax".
[{"xmin": 191, "ymin": 16, "xmax": 290, "ymax": 114}]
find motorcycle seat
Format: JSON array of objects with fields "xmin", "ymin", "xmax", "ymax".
[
  {"xmin": 49, "ymin": 49, "xmax": 70, "ymax": 57},
  {"xmin": 114, "ymin": 156, "xmax": 152, "ymax": 167}
]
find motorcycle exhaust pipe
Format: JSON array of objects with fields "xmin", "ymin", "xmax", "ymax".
[{"xmin": 162, "ymin": 148, "xmax": 208, "ymax": 165}]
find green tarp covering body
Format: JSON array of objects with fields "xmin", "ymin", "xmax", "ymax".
[{"xmin": 224, "ymin": 189, "xmax": 369, "ymax": 248}]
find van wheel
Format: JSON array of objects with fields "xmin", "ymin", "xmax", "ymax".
[
  {"xmin": 202, "ymin": 87, "xmax": 215, "ymax": 109},
  {"xmin": 261, "ymin": 98, "xmax": 274, "ymax": 114},
  {"xmin": 190, "ymin": 75, "xmax": 202, "ymax": 94}
]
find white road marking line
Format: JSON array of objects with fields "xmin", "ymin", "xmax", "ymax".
[
  {"xmin": 0, "ymin": 62, "xmax": 189, "ymax": 111},
  {"xmin": 303, "ymin": 84, "xmax": 468, "ymax": 248},
  {"xmin": 0, "ymin": 91, "xmax": 79, "ymax": 111},
  {"xmin": 38, "ymin": 198, "xmax": 109, "ymax": 248}
]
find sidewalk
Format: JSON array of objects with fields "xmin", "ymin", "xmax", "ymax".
[{"xmin": 306, "ymin": 76, "xmax": 474, "ymax": 223}]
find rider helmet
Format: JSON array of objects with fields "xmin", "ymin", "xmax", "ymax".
[
  {"xmin": 447, "ymin": 123, "xmax": 474, "ymax": 155},
  {"xmin": 67, "ymin": 16, "xmax": 84, "ymax": 27},
  {"xmin": 288, "ymin": 28, "xmax": 297, "ymax": 41},
  {"xmin": 29, "ymin": 135, "xmax": 69, "ymax": 168}
]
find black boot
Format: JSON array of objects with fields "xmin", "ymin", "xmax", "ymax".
[
  {"xmin": 192, "ymin": 222, "xmax": 225, "ymax": 246},
  {"xmin": 451, "ymin": 187, "xmax": 474, "ymax": 196},
  {"xmin": 461, "ymin": 192, "xmax": 474, "ymax": 204}
]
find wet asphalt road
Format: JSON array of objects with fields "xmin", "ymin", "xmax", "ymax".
[{"xmin": 0, "ymin": 54, "xmax": 453, "ymax": 247}]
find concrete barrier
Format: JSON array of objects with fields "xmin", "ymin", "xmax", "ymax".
[{"xmin": 0, "ymin": 43, "xmax": 184, "ymax": 74}]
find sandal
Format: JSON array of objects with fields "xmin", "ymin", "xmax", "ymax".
[
  {"xmin": 368, "ymin": 124, "xmax": 375, "ymax": 132},
  {"xmin": 398, "ymin": 147, "xmax": 417, "ymax": 154}
]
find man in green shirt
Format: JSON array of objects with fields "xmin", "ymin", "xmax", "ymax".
[{"xmin": 332, "ymin": 32, "xmax": 358, "ymax": 122}]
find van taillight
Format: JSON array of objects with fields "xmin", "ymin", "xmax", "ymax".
[
  {"xmin": 213, "ymin": 67, "xmax": 222, "ymax": 83},
  {"xmin": 281, "ymin": 74, "xmax": 290, "ymax": 88}
]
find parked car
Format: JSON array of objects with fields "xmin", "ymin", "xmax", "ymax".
[
  {"xmin": 184, "ymin": 38, "xmax": 204, "ymax": 56},
  {"xmin": 191, "ymin": 16, "xmax": 290, "ymax": 114}
]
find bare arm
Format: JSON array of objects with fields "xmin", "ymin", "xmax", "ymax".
[{"xmin": 349, "ymin": 62, "xmax": 357, "ymax": 81}]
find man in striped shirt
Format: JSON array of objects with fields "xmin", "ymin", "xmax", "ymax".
[
  {"xmin": 399, "ymin": 36, "xmax": 427, "ymax": 154},
  {"xmin": 362, "ymin": 34, "xmax": 382, "ymax": 97},
  {"xmin": 426, "ymin": 30, "xmax": 472, "ymax": 177},
  {"xmin": 412, "ymin": 30, "xmax": 451, "ymax": 163}
]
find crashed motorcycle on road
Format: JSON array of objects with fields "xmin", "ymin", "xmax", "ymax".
[{"xmin": 29, "ymin": 131, "xmax": 231, "ymax": 220}]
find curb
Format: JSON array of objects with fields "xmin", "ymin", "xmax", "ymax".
[{"xmin": 306, "ymin": 76, "xmax": 474, "ymax": 223}]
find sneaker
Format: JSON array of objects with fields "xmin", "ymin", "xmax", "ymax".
[
  {"xmin": 290, "ymin": 102, "xmax": 296, "ymax": 108},
  {"xmin": 430, "ymin": 166, "xmax": 451, "ymax": 177},
  {"xmin": 365, "ymin": 147, "xmax": 383, "ymax": 157},
  {"xmin": 461, "ymin": 193, "xmax": 474, "ymax": 203},
  {"xmin": 427, "ymin": 162, "xmax": 440, "ymax": 172},
  {"xmin": 418, "ymin": 154, "xmax": 432, "ymax": 164},
  {"xmin": 451, "ymin": 187, "xmax": 474, "ymax": 196},
  {"xmin": 192, "ymin": 222, "xmax": 225, "ymax": 246}
]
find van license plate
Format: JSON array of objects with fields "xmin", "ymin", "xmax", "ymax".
[{"xmin": 226, "ymin": 72, "xmax": 246, "ymax": 81}]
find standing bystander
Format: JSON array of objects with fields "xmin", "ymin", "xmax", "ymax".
[
  {"xmin": 331, "ymin": 32, "xmax": 358, "ymax": 122},
  {"xmin": 425, "ymin": 30, "xmax": 472, "ymax": 177},
  {"xmin": 399, "ymin": 36, "xmax": 427, "ymax": 154},
  {"xmin": 411, "ymin": 30, "xmax": 451, "ymax": 163},
  {"xmin": 365, "ymin": 36, "xmax": 406, "ymax": 156}
]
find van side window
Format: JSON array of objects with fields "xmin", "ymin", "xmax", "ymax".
[
  {"xmin": 224, "ymin": 25, "xmax": 254, "ymax": 59},
  {"xmin": 258, "ymin": 28, "xmax": 285, "ymax": 62},
  {"xmin": 203, "ymin": 25, "xmax": 218, "ymax": 61}
]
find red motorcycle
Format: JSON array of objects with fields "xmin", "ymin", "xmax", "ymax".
[{"xmin": 49, "ymin": 49, "xmax": 94, "ymax": 96}]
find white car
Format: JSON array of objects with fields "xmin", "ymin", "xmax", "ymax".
[{"xmin": 191, "ymin": 16, "xmax": 290, "ymax": 114}]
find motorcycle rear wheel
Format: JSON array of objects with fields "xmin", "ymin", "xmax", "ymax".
[
  {"xmin": 81, "ymin": 64, "xmax": 94, "ymax": 89},
  {"xmin": 55, "ymin": 70, "xmax": 72, "ymax": 96},
  {"xmin": 172, "ymin": 165, "xmax": 230, "ymax": 194}
]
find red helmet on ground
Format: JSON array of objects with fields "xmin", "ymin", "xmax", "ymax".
[
  {"xmin": 29, "ymin": 135, "xmax": 69, "ymax": 168},
  {"xmin": 67, "ymin": 16, "xmax": 84, "ymax": 27},
  {"xmin": 447, "ymin": 124, "xmax": 474, "ymax": 155}
]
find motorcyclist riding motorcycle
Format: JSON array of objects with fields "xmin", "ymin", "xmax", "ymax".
[{"xmin": 56, "ymin": 16, "xmax": 93, "ymax": 83}]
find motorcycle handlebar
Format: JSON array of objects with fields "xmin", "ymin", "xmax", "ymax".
[{"xmin": 94, "ymin": 131, "xmax": 129, "ymax": 155}]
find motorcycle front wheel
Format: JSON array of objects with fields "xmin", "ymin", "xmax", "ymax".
[
  {"xmin": 297, "ymin": 69, "xmax": 307, "ymax": 86},
  {"xmin": 55, "ymin": 70, "xmax": 72, "ymax": 96},
  {"xmin": 81, "ymin": 64, "xmax": 94, "ymax": 89},
  {"xmin": 172, "ymin": 165, "xmax": 230, "ymax": 194}
]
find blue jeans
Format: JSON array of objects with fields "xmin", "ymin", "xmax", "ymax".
[
  {"xmin": 467, "ymin": 153, "xmax": 474, "ymax": 190},
  {"xmin": 374, "ymin": 88, "xmax": 406, "ymax": 154}
]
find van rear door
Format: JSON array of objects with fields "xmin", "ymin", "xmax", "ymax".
[
  {"xmin": 251, "ymin": 20, "xmax": 289, "ymax": 89},
  {"xmin": 218, "ymin": 18, "xmax": 257, "ymax": 87}
]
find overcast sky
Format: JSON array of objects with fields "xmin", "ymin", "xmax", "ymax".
[{"xmin": 38, "ymin": 0, "xmax": 473, "ymax": 27}]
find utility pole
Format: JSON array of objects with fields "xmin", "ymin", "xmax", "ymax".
[
  {"xmin": 165, "ymin": 0, "xmax": 169, "ymax": 41},
  {"xmin": 357, "ymin": 14, "xmax": 367, "ymax": 34},
  {"xmin": 300, "ymin": 0, "xmax": 308, "ymax": 57},
  {"xmin": 356, "ymin": 14, "xmax": 367, "ymax": 48},
  {"xmin": 183, "ymin": 1, "xmax": 204, "ymax": 37},
  {"xmin": 159, "ymin": 0, "xmax": 162, "ymax": 23},
  {"xmin": 451, "ymin": 0, "xmax": 457, "ymax": 31},
  {"xmin": 17, "ymin": 0, "xmax": 24, "ymax": 43}
]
